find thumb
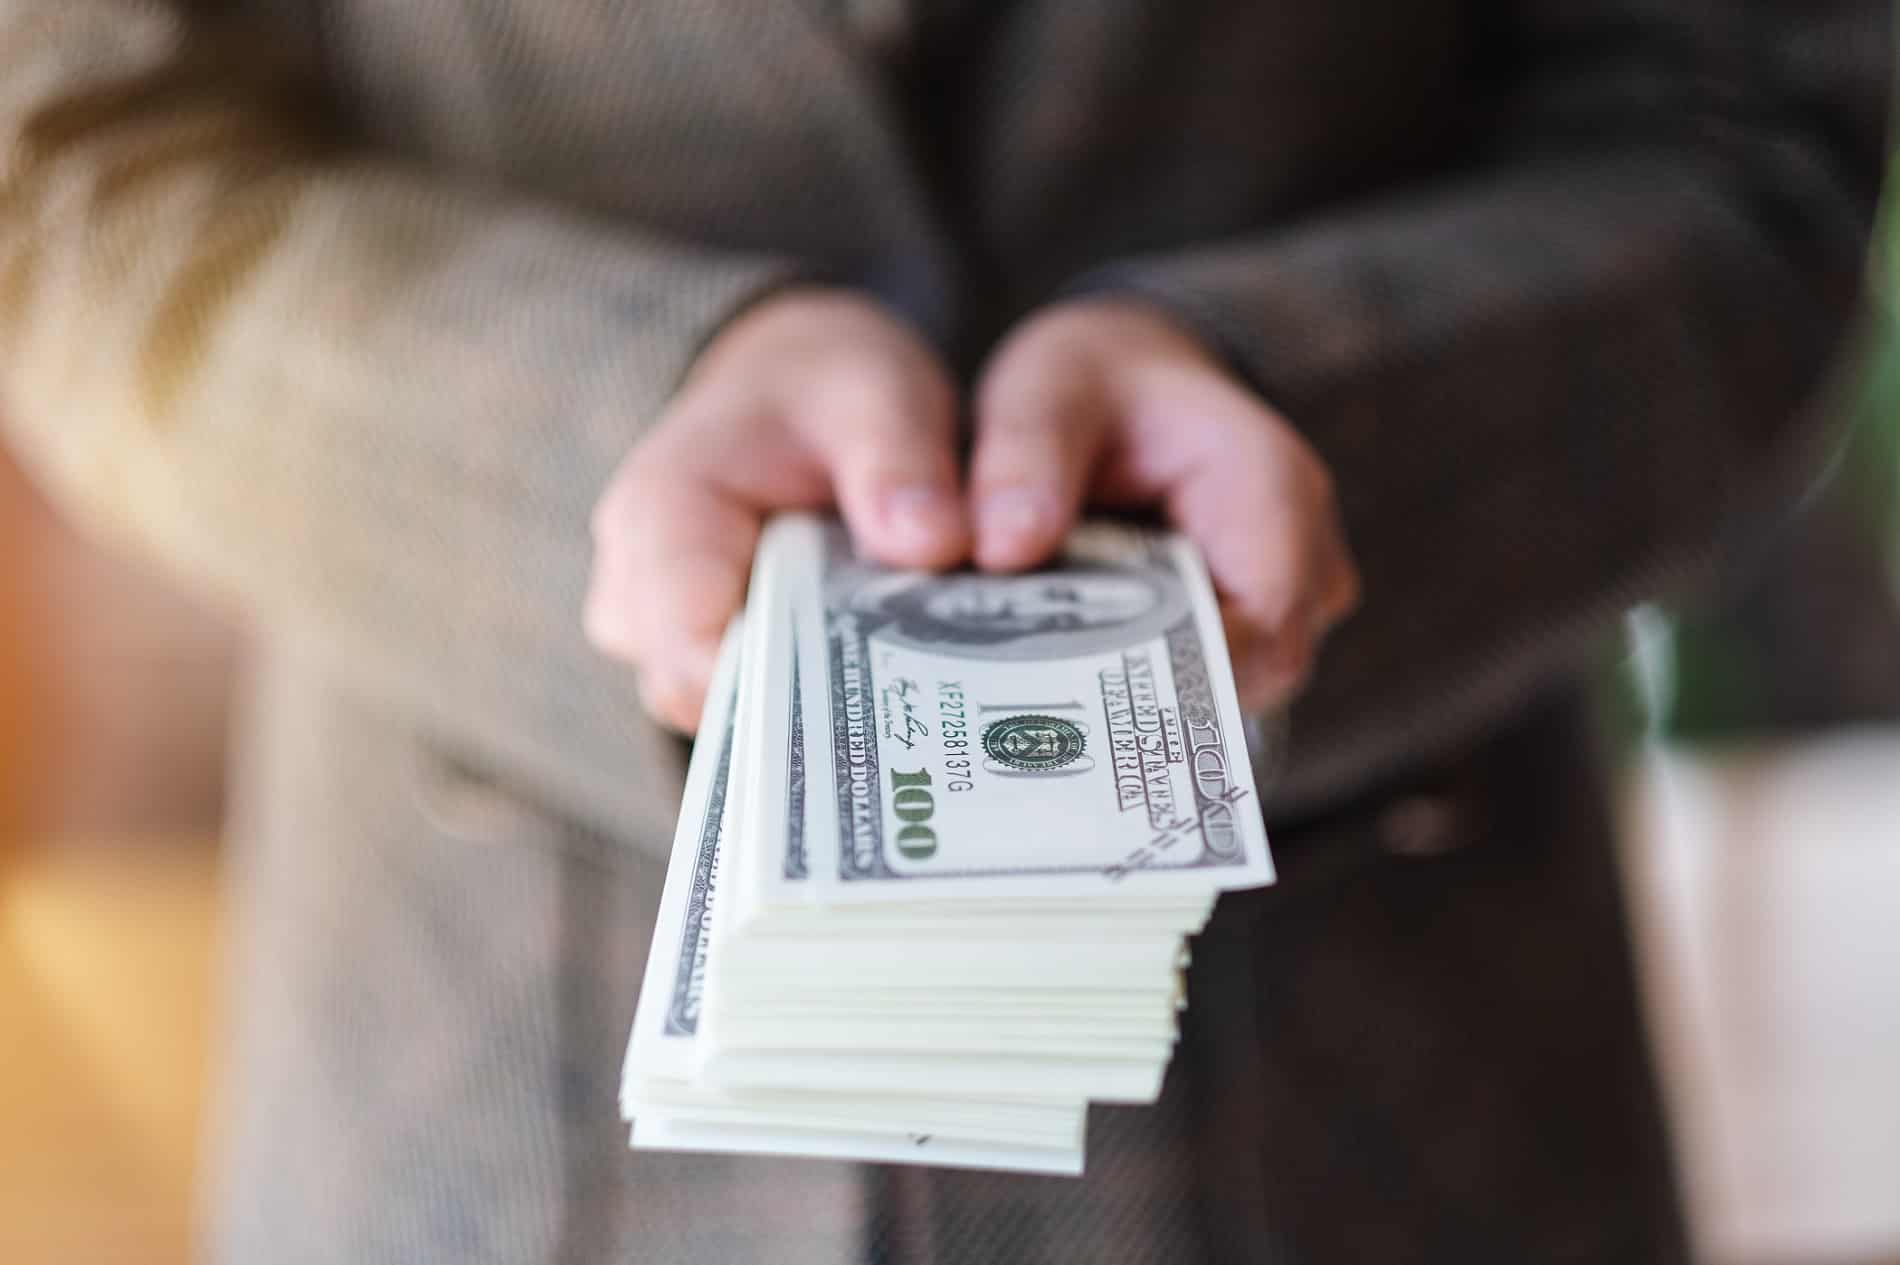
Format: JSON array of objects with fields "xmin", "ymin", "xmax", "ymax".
[
  {"xmin": 792, "ymin": 359, "xmax": 968, "ymax": 569},
  {"xmin": 968, "ymin": 333, "xmax": 1115, "ymax": 572}
]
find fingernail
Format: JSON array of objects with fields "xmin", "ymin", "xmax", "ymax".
[
  {"xmin": 979, "ymin": 488, "xmax": 1053, "ymax": 553},
  {"xmin": 883, "ymin": 485, "xmax": 959, "ymax": 554}
]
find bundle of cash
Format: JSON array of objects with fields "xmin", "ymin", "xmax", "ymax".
[{"xmin": 622, "ymin": 514, "xmax": 1275, "ymax": 1176}]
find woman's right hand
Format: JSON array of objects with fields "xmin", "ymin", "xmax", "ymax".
[{"xmin": 584, "ymin": 288, "xmax": 969, "ymax": 732}]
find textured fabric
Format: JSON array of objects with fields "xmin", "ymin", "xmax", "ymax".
[
  {"xmin": 1057, "ymin": 0, "xmax": 1891, "ymax": 812},
  {"xmin": 0, "ymin": 1, "xmax": 1886, "ymax": 1262},
  {"xmin": 866, "ymin": 689, "xmax": 1687, "ymax": 1265},
  {"xmin": 211, "ymin": 638, "xmax": 869, "ymax": 1264},
  {"xmin": 0, "ymin": 0, "xmax": 950, "ymax": 847},
  {"xmin": 0, "ymin": 0, "xmax": 1886, "ymax": 822}
]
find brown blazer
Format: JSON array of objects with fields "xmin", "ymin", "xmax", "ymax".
[{"xmin": 0, "ymin": 1, "xmax": 1886, "ymax": 1261}]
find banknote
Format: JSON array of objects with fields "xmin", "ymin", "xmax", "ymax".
[
  {"xmin": 635, "ymin": 1080, "xmax": 1085, "ymax": 1148},
  {"xmin": 622, "ymin": 621, "xmax": 746, "ymax": 1099},
  {"xmin": 777, "ymin": 516, "xmax": 1275, "ymax": 903},
  {"xmin": 633, "ymin": 1115, "xmax": 1084, "ymax": 1177},
  {"xmin": 696, "ymin": 1044, "xmax": 1167, "ymax": 1104},
  {"xmin": 623, "ymin": 620, "xmax": 1091, "ymax": 1152},
  {"xmin": 626, "ymin": 517, "xmax": 1275, "ymax": 1175}
]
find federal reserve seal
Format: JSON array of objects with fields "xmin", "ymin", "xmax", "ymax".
[{"xmin": 981, "ymin": 714, "xmax": 1088, "ymax": 773}]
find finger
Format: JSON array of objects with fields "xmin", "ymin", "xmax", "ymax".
[
  {"xmin": 638, "ymin": 664, "xmax": 713, "ymax": 735},
  {"xmin": 1228, "ymin": 609, "xmax": 1317, "ymax": 713},
  {"xmin": 1179, "ymin": 475, "xmax": 1314, "ymax": 631},
  {"xmin": 1315, "ymin": 533, "xmax": 1363, "ymax": 629},
  {"xmin": 585, "ymin": 436, "xmax": 760, "ymax": 732},
  {"xmin": 969, "ymin": 343, "xmax": 1113, "ymax": 571},
  {"xmin": 1111, "ymin": 378, "xmax": 1355, "ymax": 714},
  {"xmin": 792, "ymin": 361, "xmax": 967, "ymax": 570},
  {"xmin": 1223, "ymin": 511, "xmax": 1358, "ymax": 713},
  {"xmin": 1140, "ymin": 395, "xmax": 1340, "ymax": 632}
]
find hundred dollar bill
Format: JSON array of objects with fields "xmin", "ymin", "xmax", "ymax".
[
  {"xmin": 622, "ymin": 620, "xmax": 1091, "ymax": 1151},
  {"xmin": 633, "ymin": 1115, "xmax": 1084, "ymax": 1177},
  {"xmin": 622, "ymin": 620, "xmax": 749, "ymax": 1101},
  {"xmin": 722, "ymin": 534, "xmax": 1221, "ymax": 940},
  {"xmin": 697, "ymin": 1044, "xmax": 1166, "ymax": 1104},
  {"xmin": 778, "ymin": 516, "xmax": 1275, "ymax": 903},
  {"xmin": 719, "ymin": 550, "xmax": 1197, "ymax": 937},
  {"xmin": 726, "ymin": 550, "xmax": 816, "ymax": 932}
]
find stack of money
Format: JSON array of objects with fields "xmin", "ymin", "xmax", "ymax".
[{"xmin": 622, "ymin": 515, "xmax": 1274, "ymax": 1175}]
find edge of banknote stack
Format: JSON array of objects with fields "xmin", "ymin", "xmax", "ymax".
[{"xmin": 622, "ymin": 514, "xmax": 1275, "ymax": 1176}]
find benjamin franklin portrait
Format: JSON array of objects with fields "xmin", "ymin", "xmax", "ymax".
[{"xmin": 839, "ymin": 559, "xmax": 1192, "ymax": 661}]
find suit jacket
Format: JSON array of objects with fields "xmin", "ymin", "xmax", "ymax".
[{"xmin": 0, "ymin": 1, "xmax": 1886, "ymax": 1261}]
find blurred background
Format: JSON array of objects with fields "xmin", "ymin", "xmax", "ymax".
[{"xmin": 3, "ymin": 216, "xmax": 1899, "ymax": 1265}]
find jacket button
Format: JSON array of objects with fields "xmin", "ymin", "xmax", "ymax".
[{"xmin": 1377, "ymin": 793, "xmax": 1470, "ymax": 858}]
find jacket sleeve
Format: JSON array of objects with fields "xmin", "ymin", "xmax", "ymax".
[
  {"xmin": 0, "ymin": 1, "xmax": 885, "ymax": 838},
  {"xmin": 1080, "ymin": 0, "xmax": 1892, "ymax": 812}
]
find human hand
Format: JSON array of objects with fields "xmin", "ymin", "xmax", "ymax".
[
  {"xmin": 585, "ymin": 288, "xmax": 967, "ymax": 731},
  {"xmin": 969, "ymin": 298, "xmax": 1359, "ymax": 711}
]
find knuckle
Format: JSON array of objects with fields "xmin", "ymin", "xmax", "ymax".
[
  {"xmin": 974, "ymin": 348, "xmax": 1043, "ymax": 418},
  {"xmin": 1250, "ymin": 418, "xmax": 1330, "ymax": 492},
  {"xmin": 602, "ymin": 439, "xmax": 664, "ymax": 505},
  {"xmin": 1236, "ymin": 424, "xmax": 1293, "ymax": 488},
  {"xmin": 820, "ymin": 355, "xmax": 918, "ymax": 420},
  {"xmin": 992, "ymin": 356, "xmax": 1101, "ymax": 434},
  {"xmin": 591, "ymin": 471, "xmax": 642, "ymax": 541},
  {"xmin": 598, "ymin": 429, "xmax": 731, "ymax": 541},
  {"xmin": 1338, "ymin": 550, "xmax": 1364, "ymax": 596},
  {"xmin": 592, "ymin": 450, "xmax": 655, "ymax": 539},
  {"xmin": 588, "ymin": 494, "xmax": 617, "ymax": 543},
  {"xmin": 583, "ymin": 597, "xmax": 644, "ymax": 664},
  {"xmin": 1249, "ymin": 584, "xmax": 1302, "ymax": 632},
  {"xmin": 677, "ymin": 575, "xmax": 744, "ymax": 632},
  {"xmin": 807, "ymin": 382, "xmax": 953, "ymax": 466},
  {"xmin": 1330, "ymin": 564, "xmax": 1364, "ymax": 621},
  {"xmin": 973, "ymin": 431, "xmax": 1058, "ymax": 483},
  {"xmin": 592, "ymin": 488, "xmax": 649, "ymax": 550},
  {"xmin": 1238, "ymin": 644, "xmax": 1310, "ymax": 711},
  {"xmin": 1305, "ymin": 459, "xmax": 1339, "ymax": 511},
  {"xmin": 1281, "ymin": 627, "xmax": 1318, "ymax": 675},
  {"xmin": 639, "ymin": 672, "xmax": 699, "ymax": 731},
  {"xmin": 1259, "ymin": 640, "xmax": 1314, "ymax": 693}
]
